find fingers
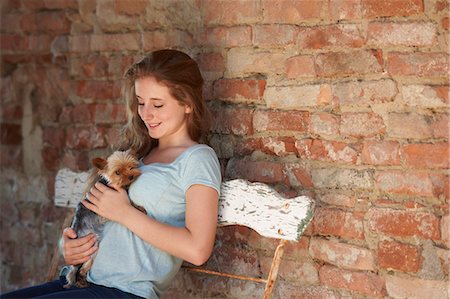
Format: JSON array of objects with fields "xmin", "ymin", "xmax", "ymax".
[
  {"xmin": 94, "ymin": 182, "xmax": 108, "ymax": 192},
  {"xmin": 63, "ymin": 227, "xmax": 77, "ymax": 239},
  {"xmin": 81, "ymin": 199, "xmax": 97, "ymax": 213},
  {"xmin": 63, "ymin": 234, "xmax": 98, "ymax": 265}
]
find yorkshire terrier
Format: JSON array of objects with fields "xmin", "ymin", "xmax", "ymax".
[{"xmin": 64, "ymin": 150, "xmax": 144, "ymax": 288}]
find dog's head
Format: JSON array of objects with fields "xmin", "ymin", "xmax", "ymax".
[{"xmin": 92, "ymin": 150, "xmax": 141, "ymax": 189}]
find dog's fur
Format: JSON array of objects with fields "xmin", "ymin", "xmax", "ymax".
[{"xmin": 64, "ymin": 150, "xmax": 143, "ymax": 288}]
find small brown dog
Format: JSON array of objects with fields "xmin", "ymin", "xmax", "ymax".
[{"xmin": 64, "ymin": 150, "xmax": 143, "ymax": 288}]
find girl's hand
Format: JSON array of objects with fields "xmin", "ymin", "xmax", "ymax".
[
  {"xmin": 82, "ymin": 182, "xmax": 132, "ymax": 223},
  {"xmin": 62, "ymin": 228, "xmax": 98, "ymax": 265}
]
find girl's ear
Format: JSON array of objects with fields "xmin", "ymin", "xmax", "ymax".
[{"xmin": 185, "ymin": 105, "xmax": 192, "ymax": 114}]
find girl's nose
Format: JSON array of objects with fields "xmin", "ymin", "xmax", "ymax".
[{"xmin": 140, "ymin": 105, "xmax": 154, "ymax": 119}]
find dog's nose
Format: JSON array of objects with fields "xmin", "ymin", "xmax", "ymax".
[{"xmin": 128, "ymin": 175, "xmax": 134, "ymax": 181}]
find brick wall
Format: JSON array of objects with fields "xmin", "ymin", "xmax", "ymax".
[{"xmin": 1, "ymin": 0, "xmax": 448, "ymax": 298}]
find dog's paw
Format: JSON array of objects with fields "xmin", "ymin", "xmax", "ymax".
[{"xmin": 75, "ymin": 279, "xmax": 90, "ymax": 288}]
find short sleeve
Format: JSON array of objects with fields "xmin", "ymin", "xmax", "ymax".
[{"xmin": 181, "ymin": 146, "xmax": 222, "ymax": 196}]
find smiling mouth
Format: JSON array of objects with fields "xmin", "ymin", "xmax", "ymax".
[{"xmin": 148, "ymin": 123, "xmax": 161, "ymax": 128}]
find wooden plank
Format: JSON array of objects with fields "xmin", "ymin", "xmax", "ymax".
[
  {"xmin": 219, "ymin": 179, "xmax": 314, "ymax": 241},
  {"xmin": 54, "ymin": 168, "xmax": 88, "ymax": 208},
  {"xmin": 54, "ymin": 169, "xmax": 314, "ymax": 241}
]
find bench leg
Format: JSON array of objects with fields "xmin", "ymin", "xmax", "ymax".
[{"xmin": 263, "ymin": 239, "xmax": 287, "ymax": 299}]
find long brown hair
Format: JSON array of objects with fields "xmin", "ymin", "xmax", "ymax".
[{"xmin": 115, "ymin": 49, "xmax": 210, "ymax": 158}]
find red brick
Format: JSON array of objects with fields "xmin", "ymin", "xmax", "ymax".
[
  {"xmin": 198, "ymin": 52, "xmax": 225, "ymax": 72},
  {"xmin": 433, "ymin": 0, "xmax": 450, "ymax": 13},
  {"xmin": 298, "ymin": 24, "xmax": 365, "ymax": 49},
  {"xmin": 295, "ymin": 139, "xmax": 359, "ymax": 164},
  {"xmin": 253, "ymin": 25, "xmax": 297, "ymax": 47},
  {"xmin": 20, "ymin": 11, "xmax": 70, "ymax": 34},
  {"xmin": 114, "ymin": 0, "xmax": 147, "ymax": 15},
  {"xmin": 402, "ymin": 143, "xmax": 449, "ymax": 169},
  {"xmin": 310, "ymin": 112, "xmax": 340, "ymax": 137},
  {"xmin": 280, "ymin": 284, "xmax": 342, "ymax": 299},
  {"xmin": 367, "ymin": 208, "xmax": 440, "ymax": 240},
  {"xmin": 1, "ymin": 13, "xmax": 22, "ymax": 34},
  {"xmin": 143, "ymin": 30, "xmax": 193, "ymax": 51},
  {"xmin": 313, "ymin": 208, "xmax": 365, "ymax": 240},
  {"xmin": 329, "ymin": 0, "xmax": 362, "ymax": 20},
  {"xmin": 69, "ymin": 105, "xmax": 94, "ymax": 123},
  {"xmin": 204, "ymin": 26, "xmax": 252, "ymax": 48},
  {"xmin": 386, "ymin": 275, "xmax": 448, "ymax": 299},
  {"xmin": 211, "ymin": 107, "xmax": 253, "ymax": 135},
  {"xmin": 402, "ymin": 85, "xmax": 448, "ymax": 107},
  {"xmin": 275, "ymin": 258, "xmax": 319, "ymax": 284},
  {"xmin": 441, "ymin": 214, "xmax": 449, "ymax": 247},
  {"xmin": 368, "ymin": 22, "xmax": 437, "ymax": 47},
  {"xmin": 234, "ymin": 137, "xmax": 262, "ymax": 156},
  {"xmin": 362, "ymin": 0, "xmax": 423, "ymax": 18},
  {"xmin": 319, "ymin": 193, "xmax": 356, "ymax": 208},
  {"xmin": 312, "ymin": 167, "xmax": 373, "ymax": 190},
  {"xmin": 42, "ymin": 127, "xmax": 65, "ymax": 149},
  {"xmin": 69, "ymin": 35, "xmax": 91, "ymax": 53},
  {"xmin": 319, "ymin": 265, "xmax": 387, "ymax": 297},
  {"xmin": 362, "ymin": 140, "xmax": 400, "ymax": 166},
  {"xmin": 75, "ymin": 80, "xmax": 121, "ymax": 100},
  {"xmin": 260, "ymin": 137, "xmax": 296, "ymax": 157},
  {"xmin": 340, "ymin": 112, "xmax": 385, "ymax": 138},
  {"xmin": 226, "ymin": 48, "xmax": 287, "ymax": 77},
  {"xmin": 431, "ymin": 173, "xmax": 449, "ymax": 199},
  {"xmin": 28, "ymin": 35, "xmax": 53, "ymax": 53},
  {"xmin": 22, "ymin": 0, "xmax": 78, "ymax": 10},
  {"xmin": 91, "ymin": 33, "xmax": 140, "ymax": 52},
  {"xmin": 375, "ymin": 170, "xmax": 437, "ymax": 197},
  {"xmin": 213, "ymin": 79, "xmax": 266, "ymax": 104},
  {"xmin": 378, "ymin": 240, "xmax": 421, "ymax": 272},
  {"xmin": 1, "ymin": 34, "xmax": 29, "ymax": 52},
  {"xmin": 71, "ymin": 55, "xmax": 109, "ymax": 78},
  {"xmin": 0, "ymin": 0, "xmax": 21, "ymax": 12},
  {"xmin": 1, "ymin": 124, "xmax": 21, "ymax": 145},
  {"xmin": 387, "ymin": 112, "xmax": 448, "ymax": 139},
  {"xmin": 316, "ymin": 50, "xmax": 383, "ymax": 77},
  {"xmin": 253, "ymin": 110, "xmax": 309, "ymax": 133},
  {"xmin": 264, "ymin": 84, "xmax": 331, "ymax": 109},
  {"xmin": 332, "ymin": 79, "xmax": 398, "ymax": 105},
  {"xmin": 65, "ymin": 126, "xmax": 107, "ymax": 150},
  {"xmin": 431, "ymin": 113, "xmax": 449, "ymax": 138},
  {"xmin": 310, "ymin": 238, "xmax": 375, "ymax": 271},
  {"xmin": 0, "ymin": 146, "xmax": 22, "ymax": 169},
  {"xmin": 388, "ymin": 52, "xmax": 448, "ymax": 77},
  {"xmin": 61, "ymin": 151, "xmax": 90, "ymax": 171},
  {"xmin": 284, "ymin": 163, "xmax": 314, "ymax": 188},
  {"xmin": 226, "ymin": 159, "xmax": 285, "ymax": 184},
  {"xmin": 1, "ymin": 104, "xmax": 23, "ymax": 121},
  {"xmin": 442, "ymin": 17, "xmax": 450, "ymax": 29},
  {"xmin": 285, "ymin": 55, "xmax": 316, "ymax": 78},
  {"xmin": 262, "ymin": 0, "xmax": 326, "ymax": 23},
  {"xmin": 42, "ymin": 146, "xmax": 62, "ymax": 172},
  {"xmin": 94, "ymin": 104, "xmax": 126, "ymax": 124},
  {"xmin": 203, "ymin": 0, "xmax": 261, "ymax": 25}
]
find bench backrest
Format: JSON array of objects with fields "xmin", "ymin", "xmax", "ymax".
[{"xmin": 55, "ymin": 168, "xmax": 314, "ymax": 242}]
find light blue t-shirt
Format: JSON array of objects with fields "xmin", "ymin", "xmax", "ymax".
[{"xmin": 86, "ymin": 144, "xmax": 221, "ymax": 298}]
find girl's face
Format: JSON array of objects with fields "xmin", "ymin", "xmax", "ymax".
[{"xmin": 135, "ymin": 76, "xmax": 192, "ymax": 144}]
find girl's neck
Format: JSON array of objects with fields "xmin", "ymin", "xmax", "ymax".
[{"xmin": 157, "ymin": 136, "xmax": 197, "ymax": 150}]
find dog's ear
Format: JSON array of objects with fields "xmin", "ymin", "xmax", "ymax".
[
  {"xmin": 92, "ymin": 157, "xmax": 108, "ymax": 170},
  {"xmin": 126, "ymin": 148, "xmax": 138, "ymax": 158}
]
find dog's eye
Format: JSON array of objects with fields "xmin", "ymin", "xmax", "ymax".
[{"xmin": 115, "ymin": 170, "xmax": 120, "ymax": 175}]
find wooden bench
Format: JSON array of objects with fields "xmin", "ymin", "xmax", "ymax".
[{"xmin": 48, "ymin": 168, "xmax": 315, "ymax": 299}]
